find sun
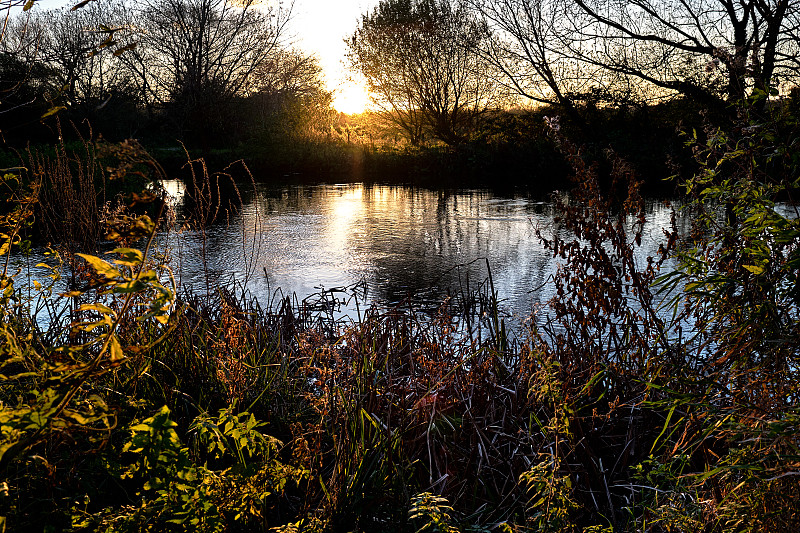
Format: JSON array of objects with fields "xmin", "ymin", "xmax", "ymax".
[{"xmin": 332, "ymin": 81, "xmax": 371, "ymax": 115}]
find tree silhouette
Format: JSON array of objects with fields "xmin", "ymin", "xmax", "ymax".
[
  {"xmin": 472, "ymin": 0, "xmax": 800, "ymax": 107},
  {"xmin": 122, "ymin": 0, "xmax": 292, "ymax": 147},
  {"xmin": 348, "ymin": 0, "xmax": 505, "ymax": 146}
]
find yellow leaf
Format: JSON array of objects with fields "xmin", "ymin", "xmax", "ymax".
[
  {"xmin": 108, "ymin": 335, "xmax": 124, "ymax": 362},
  {"xmin": 108, "ymin": 247, "xmax": 143, "ymax": 267},
  {"xmin": 113, "ymin": 42, "xmax": 137, "ymax": 56},
  {"xmin": 76, "ymin": 253, "xmax": 122, "ymax": 280},
  {"xmin": 743, "ymin": 264, "xmax": 765, "ymax": 275},
  {"xmin": 40, "ymin": 106, "xmax": 67, "ymax": 119},
  {"xmin": 78, "ymin": 303, "xmax": 116, "ymax": 316}
]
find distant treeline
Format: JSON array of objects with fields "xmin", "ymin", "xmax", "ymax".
[
  {"xmin": 0, "ymin": 0, "xmax": 331, "ymax": 152},
  {"xmin": 3, "ymin": 0, "xmax": 800, "ymax": 194}
]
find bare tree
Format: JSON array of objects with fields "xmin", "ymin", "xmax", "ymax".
[
  {"xmin": 568, "ymin": 0, "xmax": 799, "ymax": 103},
  {"xmin": 1, "ymin": 0, "xmax": 28, "ymax": 44},
  {"xmin": 1, "ymin": 2, "xmax": 46, "ymax": 118},
  {"xmin": 30, "ymin": 0, "xmax": 132, "ymax": 110},
  {"xmin": 348, "ymin": 0, "xmax": 506, "ymax": 145},
  {"xmin": 471, "ymin": 0, "xmax": 800, "ymax": 108},
  {"xmin": 468, "ymin": 0, "xmax": 585, "ymax": 111},
  {"xmin": 121, "ymin": 0, "xmax": 292, "ymax": 144}
]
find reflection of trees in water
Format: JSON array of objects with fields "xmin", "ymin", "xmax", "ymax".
[
  {"xmin": 169, "ymin": 183, "xmax": 683, "ymax": 323},
  {"xmin": 345, "ymin": 187, "xmax": 553, "ymax": 311}
]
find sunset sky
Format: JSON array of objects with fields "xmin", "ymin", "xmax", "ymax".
[
  {"xmin": 20, "ymin": 0, "xmax": 377, "ymax": 113},
  {"xmin": 290, "ymin": 0, "xmax": 375, "ymax": 113}
]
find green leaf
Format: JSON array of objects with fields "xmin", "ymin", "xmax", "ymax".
[{"xmin": 109, "ymin": 247, "xmax": 143, "ymax": 267}]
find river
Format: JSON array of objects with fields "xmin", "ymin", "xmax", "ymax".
[{"xmin": 159, "ymin": 180, "xmax": 686, "ymax": 330}]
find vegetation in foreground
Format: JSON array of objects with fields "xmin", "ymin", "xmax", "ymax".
[{"xmin": 1, "ymin": 99, "xmax": 799, "ymax": 532}]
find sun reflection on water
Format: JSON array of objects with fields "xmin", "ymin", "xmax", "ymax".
[{"xmin": 327, "ymin": 185, "xmax": 365, "ymax": 254}]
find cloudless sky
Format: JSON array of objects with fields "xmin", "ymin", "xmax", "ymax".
[
  {"xmin": 15, "ymin": 0, "xmax": 378, "ymax": 112},
  {"xmin": 290, "ymin": 0, "xmax": 376, "ymax": 112}
]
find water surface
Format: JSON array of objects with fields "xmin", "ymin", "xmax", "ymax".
[{"xmin": 161, "ymin": 181, "xmax": 682, "ymax": 327}]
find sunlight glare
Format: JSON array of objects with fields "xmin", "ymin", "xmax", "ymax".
[
  {"xmin": 332, "ymin": 81, "xmax": 371, "ymax": 115},
  {"xmin": 332, "ymin": 187, "xmax": 364, "ymax": 219}
]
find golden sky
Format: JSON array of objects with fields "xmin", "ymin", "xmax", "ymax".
[{"xmin": 291, "ymin": 0, "xmax": 375, "ymax": 113}]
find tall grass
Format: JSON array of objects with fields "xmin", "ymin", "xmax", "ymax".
[{"xmin": 1, "ymin": 101, "xmax": 799, "ymax": 532}]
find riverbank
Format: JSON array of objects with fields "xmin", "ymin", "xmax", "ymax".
[
  {"xmin": 5, "ymin": 98, "xmax": 725, "ymax": 197},
  {"xmin": 150, "ymin": 101, "xmax": 702, "ymax": 197}
]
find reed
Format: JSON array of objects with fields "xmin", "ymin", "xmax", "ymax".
[{"xmin": 1, "ymin": 102, "xmax": 799, "ymax": 531}]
